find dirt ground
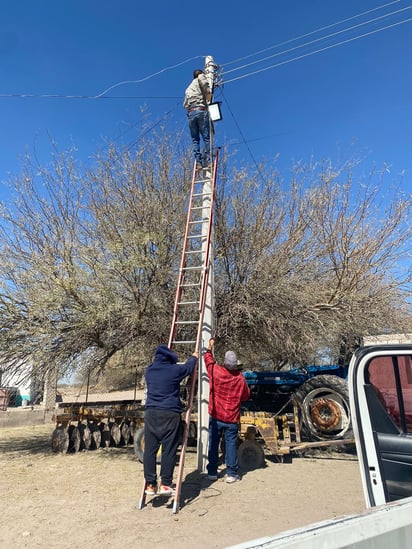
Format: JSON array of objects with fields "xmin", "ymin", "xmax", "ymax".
[{"xmin": 0, "ymin": 423, "xmax": 366, "ymax": 549}]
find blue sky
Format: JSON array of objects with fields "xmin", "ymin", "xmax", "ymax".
[{"xmin": 1, "ymin": 0, "xmax": 411, "ymax": 198}]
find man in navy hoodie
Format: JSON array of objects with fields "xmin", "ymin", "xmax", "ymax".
[{"xmin": 143, "ymin": 344, "xmax": 198, "ymax": 496}]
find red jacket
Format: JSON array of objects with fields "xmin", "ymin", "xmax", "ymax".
[{"xmin": 204, "ymin": 350, "xmax": 250, "ymax": 423}]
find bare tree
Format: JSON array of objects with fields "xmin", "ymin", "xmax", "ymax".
[
  {"xmin": 0, "ymin": 130, "xmax": 410, "ymax": 385},
  {"xmin": 0, "ymin": 129, "xmax": 192, "ymax": 381},
  {"xmin": 213, "ymin": 159, "xmax": 412, "ymax": 367}
]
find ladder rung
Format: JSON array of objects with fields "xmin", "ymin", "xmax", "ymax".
[
  {"xmin": 187, "ymin": 234, "xmax": 203, "ymax": 239},
  {"xmin": 172, "ymin": 340, "xmax": 197, "ymax": 345},
  {"xmin": 181, "ymin": 265, "xmax": 203, "ymax": 271},
  {"xmin": 188, "ymin": 220, "xmax": 206, "ymax": 225},
  {"xmin": 178, "ymin": 301, "xmax": 200, "ymax": 305},
  {"xmin": 181, "ymin": 283, "xmax": 200, "ymax": 288},
  {"xmin": 193, "ymin": 191, "xmax": 212, "ymax": 197},
  {"xmin": 185, "ymin": 250, "xmax": 201, "ymax": 255},
  {"xmin": 176, "ymin": 320, "xmax": 198, "ymax": 325}
]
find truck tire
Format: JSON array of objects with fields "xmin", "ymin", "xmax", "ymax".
[{"xmin": 295, "ymin": 374, "xmax": 352, "ymax": 441}]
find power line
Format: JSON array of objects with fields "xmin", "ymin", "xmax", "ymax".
[
  {"xmin": 0, "ymin": 55, "xmax": 202, "ymax": 101},
  {"xmin": 221, "ymin": 0, "xmax": 401, "ymax": 68},
  {"xmin": 93, "ymin": 55, "xmax": 203, "ymax": 99},
  {"xmin": 0, "ymin": 94, "xmax": 180, "ymax": 100},
  {"xmin": 221, "ymin": 90, "xmax": 268, "ymax": 185},
  {"xmin": 222, "ymin": 4, "xmax": 412, "ymax": 77},
  {"xmin": 1, "ymin": 5, "xmax": 409, "ymax": 102},
  {"xmin": 13, "ymin": 7, "xmax": 404, "ymax": 102},
  {"xmin": 223, "ymin": 15, "xmax": 412, "ymax": 85}
]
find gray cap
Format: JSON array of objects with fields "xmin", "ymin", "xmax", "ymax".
[{"xmin": 224, "ymin": 351, "xmax": 238, "ymax": 370}]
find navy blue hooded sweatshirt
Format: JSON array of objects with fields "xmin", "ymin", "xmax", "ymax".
[{"xmin": 145, "ymin": 344, "xmax": 197, "ymax": 413}]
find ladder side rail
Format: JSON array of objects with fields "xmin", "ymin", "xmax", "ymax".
[
  {"xmin": 195, "ymin": 149, "xmax": 218, "ymax": 323},
  {"xmin": 172, "ymin": 153, "xmax": 219, "ymax": 514},
  {"xmin": 172, "ymin": 258, "xmax": 210, "ymax": 512},
  {"xmin": 170, "ymin": 155, "xmax": 218, "ymax": 349},
  {"xmin": 172, "ymin": 258, "xmax": 211, "ymax": 513},
  {"xmin": 192, "ymin": 148, "xmax": 218, "ymax": 348},
  {"xmin": 168, "ymin": 166, "xmax": 200, "ymax": 348},
  {"xmin": 139, "ymin": 163, "xmax": 200, "ymax": 511},
  {"xmin": 172, "ymin": 358, "xmax": 199, "ymax": 513}
]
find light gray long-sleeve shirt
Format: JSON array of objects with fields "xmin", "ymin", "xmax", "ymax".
[{"xmin": 183, "ymin": 74, "xmax": 211, "ymax": 110}]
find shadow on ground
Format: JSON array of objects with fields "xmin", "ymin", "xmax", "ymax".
[{"xmin": 0, "ymin": 426, "xmax": 54, "ymax": 456}]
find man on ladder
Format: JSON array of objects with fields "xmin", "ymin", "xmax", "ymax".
[
  {"xmin": 143, "ymin": 345, "xmax": 199, "ymax": 497},
  {"xmin": 183, "ymin": 69, "xmax": 212, "ymax": 169}
]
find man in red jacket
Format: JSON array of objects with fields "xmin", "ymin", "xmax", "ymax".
[{"xmin": 204, "ymin": 337, "xmax": 250, "ymax": 483}]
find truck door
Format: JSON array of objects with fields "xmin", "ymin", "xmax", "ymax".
[{"xmin": 348, "ymin": 345, "xmax": 412, "ymax": 507}]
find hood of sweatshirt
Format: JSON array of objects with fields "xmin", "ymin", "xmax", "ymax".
[{"xmin": 154, "ymin": 344, "xmax": 178, "ymax": 364}]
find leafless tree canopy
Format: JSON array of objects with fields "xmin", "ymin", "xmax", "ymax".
[
  {"xmin": 0, "ymin": 130, "xmax": 410, "ymax": 384},
  {"xmin": 0, "ymin": 130, "xmax": 192, "ymax": 382},
  {"xmin": 214, "ymin": 160, "xmax": 411, "ymax": 366}
]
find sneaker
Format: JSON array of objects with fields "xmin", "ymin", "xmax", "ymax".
[
  {"xmin": 145, "ymin": 483, "xmax": 157, "ymax": 496},
  {"xmin": 158, "ymin": 485, "xmax": 175, "ymax": 496},
  {"xmin": 205, "ymin": 474, "xmax": 218, "ymax": 481},
  {"xmin": 226, "ymin": 474, "xmax": 241, "ymax": 483}
]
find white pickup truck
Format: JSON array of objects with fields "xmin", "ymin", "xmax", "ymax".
[{"xmin": 228, "ymin": 341, "xmax": 412, "ymax": 549}]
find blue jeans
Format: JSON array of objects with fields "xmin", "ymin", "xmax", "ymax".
[
  {"xmin": 188, "ymin": 109, "xmax": 211, "ymax": 166},
  {"xmin": 207, "ymin": 417, "xmax": 239, "ymax": 477}
]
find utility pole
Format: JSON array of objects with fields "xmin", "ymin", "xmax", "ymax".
[{"xmin": 198, "ymin": 55, "xmax": 218, "ymax": 472}]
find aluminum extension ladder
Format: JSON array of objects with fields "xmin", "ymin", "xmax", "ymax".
[{"xmin": 138, "ymin": 151, "xmax": 218, "ymax": 512}]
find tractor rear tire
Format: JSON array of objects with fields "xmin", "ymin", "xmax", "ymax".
[{"xmin": 295, "ymin": 374, "xmax": 352, "ymax": 441}]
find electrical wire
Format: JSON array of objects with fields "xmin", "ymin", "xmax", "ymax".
[
  {"xmin": 0, "ymin": 55, "xmax": 202, "ymax": 101},
  {"xmin": 0, "ymin": 94, "xmax": 180, "ymax": 100},
  {"xmin": 1, "ymin": 5, "xmax": 409, "ymax": 101},
  {"xmin": 221, "ymin": 0, "xmax": 401, "ymax": 68},
  {"xmin": 0, "ymin": 4, "xmax": 409, "ymax": 175},
  {"xmin": 221, "ymin": 90, "xmax": 268, "ymax": 185},
  {"xmin": 222, "ymin": 5, "xmax": 412, "ymax": 77},
  {"xmin": 10, "ymin": 7, "xmax": 404, "ymax": 101},
  {"xmin": 223, "ymin": 15, "xmax": 412, "ymax": 85},
  {"xmin": 93, "ymin": 55, "xmax": 204, "ymax": 98}
]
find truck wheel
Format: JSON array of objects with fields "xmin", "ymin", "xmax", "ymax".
[
  {"xmin": 237, "ymin": 440, "xmax": 265, "ymax": 471},
  {"xmin": 295, "ymin": 374, "xmax": 352, "ymax": 441},
  {"xmin": 133, "ymin": 427, "xmax": 161, "ymax": 464}
]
